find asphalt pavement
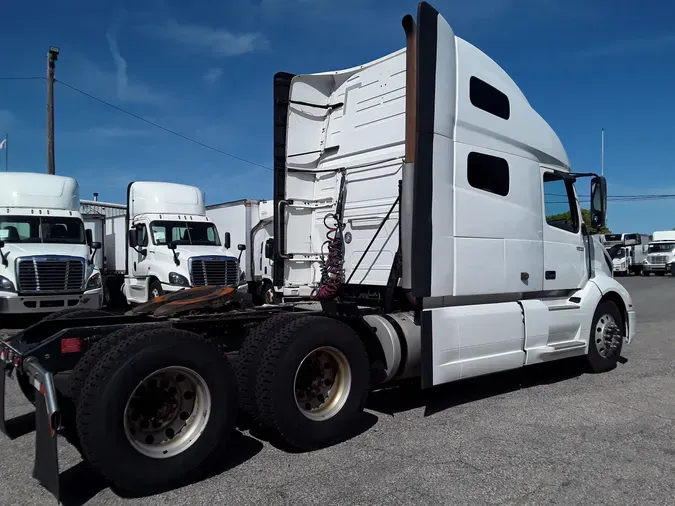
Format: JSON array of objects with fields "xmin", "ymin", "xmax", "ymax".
[{"xmin": 1, "ymin": 276, "xmax": 673, "ymax": 505}]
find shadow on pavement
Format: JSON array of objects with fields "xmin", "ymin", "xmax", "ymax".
[
  {"xmin": 246, "ymin": 411, "xmax": 379, "ymax": 454},
  {"xmin": 367, "ymin": 357, "xmax": 591, "ymax": 418},
  {"xmin": 4, "ymin": 411, "xmax": 36, "ymax": 439}
]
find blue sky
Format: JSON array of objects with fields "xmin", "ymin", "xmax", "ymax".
[{"xmin": 0, "ymin": 0, "xmax": 674, "ymax": 234}]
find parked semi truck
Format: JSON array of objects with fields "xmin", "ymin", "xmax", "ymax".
[
  {"xmin": 0, "ymin": 3, "xmax": 635, "ymax": 501},
  {"xmin": 642, "ymin": 230, "xmax": 675, "ymax": 275},
  {"xmin": 0, "ymin": 172, "xmax": 103, "ymax": 317},
  {"xmin": 81, "ymin": 181, "xmax": 243, "ymax": 305},
  {"xmin": 206, "ymin": 199, "xmax": 275, "ymax": 304}
]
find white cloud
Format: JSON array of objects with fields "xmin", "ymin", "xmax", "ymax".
[
  {"xmin": 102, "ymin": 33, "xmax": 171, "ymax": 105},
  {"xmin": 203, "ymin": 67, "xmax": 224, "ymax": 84},
  {"xmin": 144, "ymin": 20, "xmax": 266, "ymax": 57}
]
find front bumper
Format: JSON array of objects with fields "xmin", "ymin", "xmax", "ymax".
[
  {"xmin": 642, "ymin": 264, "xmax": 665, "ymax": 273},
  {"xmin": 0, "ymin": 288, "xmax": 103, "ymax": 314}
]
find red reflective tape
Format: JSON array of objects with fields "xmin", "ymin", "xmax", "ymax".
[
  {"xmin": 61, "ymin": 338, "xmax": 83, "ymax": 354},
  {"xmin": 39, "ymin": 383, "xmax": 46, "ymax": 396}
]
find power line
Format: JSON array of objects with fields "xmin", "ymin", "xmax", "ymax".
[
  {"xmin": 0, "ymin": 76, "xmax": 45, "ymax": 81},
  {"xmin": 55, "ymin": 79, "xmax": 273, "ymax": 172}
]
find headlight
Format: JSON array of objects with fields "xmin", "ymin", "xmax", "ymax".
[
  {"xmin": 0, "ymin": 275, "xmax": 15, "ymax": 292},
  {"xmin": 169, "ymin": 272, "xmax": 190, "ymax": 287},
  {"xmin": 86, "ymin": 272, "xmax": 102, "ymax": 290},
  {"xmin": 643, "ymin": 259, "xmax": 649, "ymax": 264}
]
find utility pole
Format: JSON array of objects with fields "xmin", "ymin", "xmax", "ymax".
[{"xmin": 46, "ymin": 46, "xmax": 59, "ymax": 175}]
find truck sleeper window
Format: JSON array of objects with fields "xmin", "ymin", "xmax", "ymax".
[
  {"xmin": 0, "ymin": 216, "xmax": 86, "ymax": 244},
  {"xmin": 150, "ymin": 221, "xmax": 221, "ymax": 246}
]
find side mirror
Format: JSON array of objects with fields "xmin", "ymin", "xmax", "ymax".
[
  {"xmin": 238, "ymin": 244, "xmax": 246, "ymax": 251},
  {"xmin": 223, "ymin": 232, "xmax": 231, "ymax": 250},
  {"xmin": 85, "ymin": 229, "xmax": 93, "ymax": 246},
  {"xmin": 0, "ymin": 240, "xmax": 4, "ymax": 248},
  {"xmin": 167, "ymin": 241, "xmax": 177, "ymax": 250},
  {"xmin": 91, "ymin": 241, "xmax": 101, "ymax": 250},
  {"xmin": 590, "ymin": 176, "xmax": 607, "ymax": 229},
  {"xmin": 128, "ymin": 229, "xmax": 137, "ymax": 248},
  {"xmin": 264, "ymin": 239, "xmax": 273, "ymax": 259}
]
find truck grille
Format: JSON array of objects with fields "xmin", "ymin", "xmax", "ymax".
[
  {"xmin": 16, "ymin": 256, "xmax": 85, "ymax": 294},
  {"xmin": 189, "ymin": 257, "xmax": 239, "ymax": 287},
  {"xmin": 651, "ymin": 255, "xmax": 668, "ymax": 264}
]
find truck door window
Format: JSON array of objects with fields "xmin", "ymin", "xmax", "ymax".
[{"xmin": 543, "ymin": 173, "xmax": 579, "ymax": 233}]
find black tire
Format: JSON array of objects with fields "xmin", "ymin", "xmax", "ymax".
[
  {"xmin": 68, "ymin": 324, "xmax": 165, "ymax": 404},
  {"xmin": 148, "ymin": 279, "xmax": 163, "ymax": 300},
  {"xmin": 255, "ymin": 316, "xmax": 370, "ymax": 450},
  {"xmin": 76, "ymin": 328, "xmax": 238, "ymax": 495},
  {"xmin": 236, "ymin": 312, "xmax": 302, "ymax": 425},
  {"xmin": 586, "ymin": 300, "xmax": 624, "ymax": 373},
  {"xmin": 260, "ymin": 282, "xmax": 275, "ymax": 305}
]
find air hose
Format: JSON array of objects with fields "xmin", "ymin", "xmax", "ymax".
[{"xmin": 312, "ymin": 171, "xmax": 347, "ymax": 301}]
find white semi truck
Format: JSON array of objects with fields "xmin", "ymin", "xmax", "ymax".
[
  {"xmin": 0, "ymin": 172, "xmax": 103, "ymax": 316},
  {"xmin": 642, "ymin": 230, "xmax": 675, "ymax": 276},
  {"xmin": 206, "ymin": 199, "xmax": 275, "ymax": 304},
  {"xmin": 0, "ymin": 3, "xmax": 636, "ymax": 501},
  {"xmin": 81, "ymin": 181, "xmax": 242, "ymax": 305}
]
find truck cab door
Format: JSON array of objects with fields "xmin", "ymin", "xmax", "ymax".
[
  {"xmin": 541, "ymin": 170, "xmax": 587, "ymax": 291},
  {"xmin": 130, "ymin": 223, "xmax": 150, "ymax": 278}
]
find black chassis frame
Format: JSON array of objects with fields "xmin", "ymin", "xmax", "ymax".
[{"xmin": 0, "ymin": 301, "xmax": 380, "ymax": 502}]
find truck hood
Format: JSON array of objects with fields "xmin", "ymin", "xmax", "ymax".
[
  {"xmin": 0, "ymin": 242, "xmax": 89, "ymax": 259},
  {"xmin": 0, "ymin": 243, "xmax": 92, "ymax": 280},
  {"xmin": 154, "ymin": 245, "xmax": 238, "ymax": 261}
]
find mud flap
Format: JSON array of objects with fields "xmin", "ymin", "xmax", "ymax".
[
  {"xmin": 33, "ymin": 389, "xmax": 60, "ymax": 502},
  {"xmin": 0, "ymin": 362, "xmax": 6, "ymax": 436}
]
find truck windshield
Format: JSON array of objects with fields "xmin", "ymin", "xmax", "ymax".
[
  {"xmin": 150, "ymin": 221, "xmax": 221, "ymax": 246},
  {"xmin": 614, "ymin": 249, "xmax": 626, "ymax": 259},
  {"xmin": 648, "ymin": 243, "xmax": 675, "ymax": 253},
  {"xmin": 0, "ymin": 216, "xmax": 86, "ymax": 244}
]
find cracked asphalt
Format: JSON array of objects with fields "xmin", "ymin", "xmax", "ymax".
[{"xmin": 0, "ymin": 275, "xmax": 673, "ymax": 505}]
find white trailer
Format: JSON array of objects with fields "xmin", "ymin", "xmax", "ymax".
[
  {"xmin": 206, "ymin": 199, "xmax": 275, "ymax": 304},
  {"xmin": 0, "ymin": 172, "xmax": 103, "ymax": 315},
  {"xmin": 81, "ymin": 182, "xmax": 243, "ymax": 305},
  {"xmin": 642, "ymin": 230, "xmax": 675, "ymax": 275},
  {"xmin": 0, "ymin": 3, "xmax": 637, "ymax": 500}
]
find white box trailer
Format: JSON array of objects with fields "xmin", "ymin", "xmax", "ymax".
[
  {"xmin": 206, "ymin": 199, "xmax": 275, "ymax": 304},
  {"xmin": 0, "ymin": 3, "xmax": 638, "ymax": 501}
]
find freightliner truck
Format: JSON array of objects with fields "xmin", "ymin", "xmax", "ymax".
[{"xmin": 0, "ymin": 3, "xmax": 636, "ymax": 501}]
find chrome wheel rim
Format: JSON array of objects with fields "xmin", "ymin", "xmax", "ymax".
[
  {"xmin": 123, "ymin": 366, "xmax": 211, "ymax": 459},
  {"xmin": 595, "ymin": 314, "xmax": 622, "ymax": 359},
  {"xmin": 151, "ymin": 288, "xmax": 160, "ymax": 299},
  {"xmin": 264, "ymin": 288, "xmax": 275, "ymax": 305},
  {"xmin": 294, "ymin": 346, "xmax": 352, "ymax": 421}
]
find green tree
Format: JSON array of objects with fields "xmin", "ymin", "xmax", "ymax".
[{"xmin": 547, "ymin": 209, "xmax": 610, "ymax": 234}]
